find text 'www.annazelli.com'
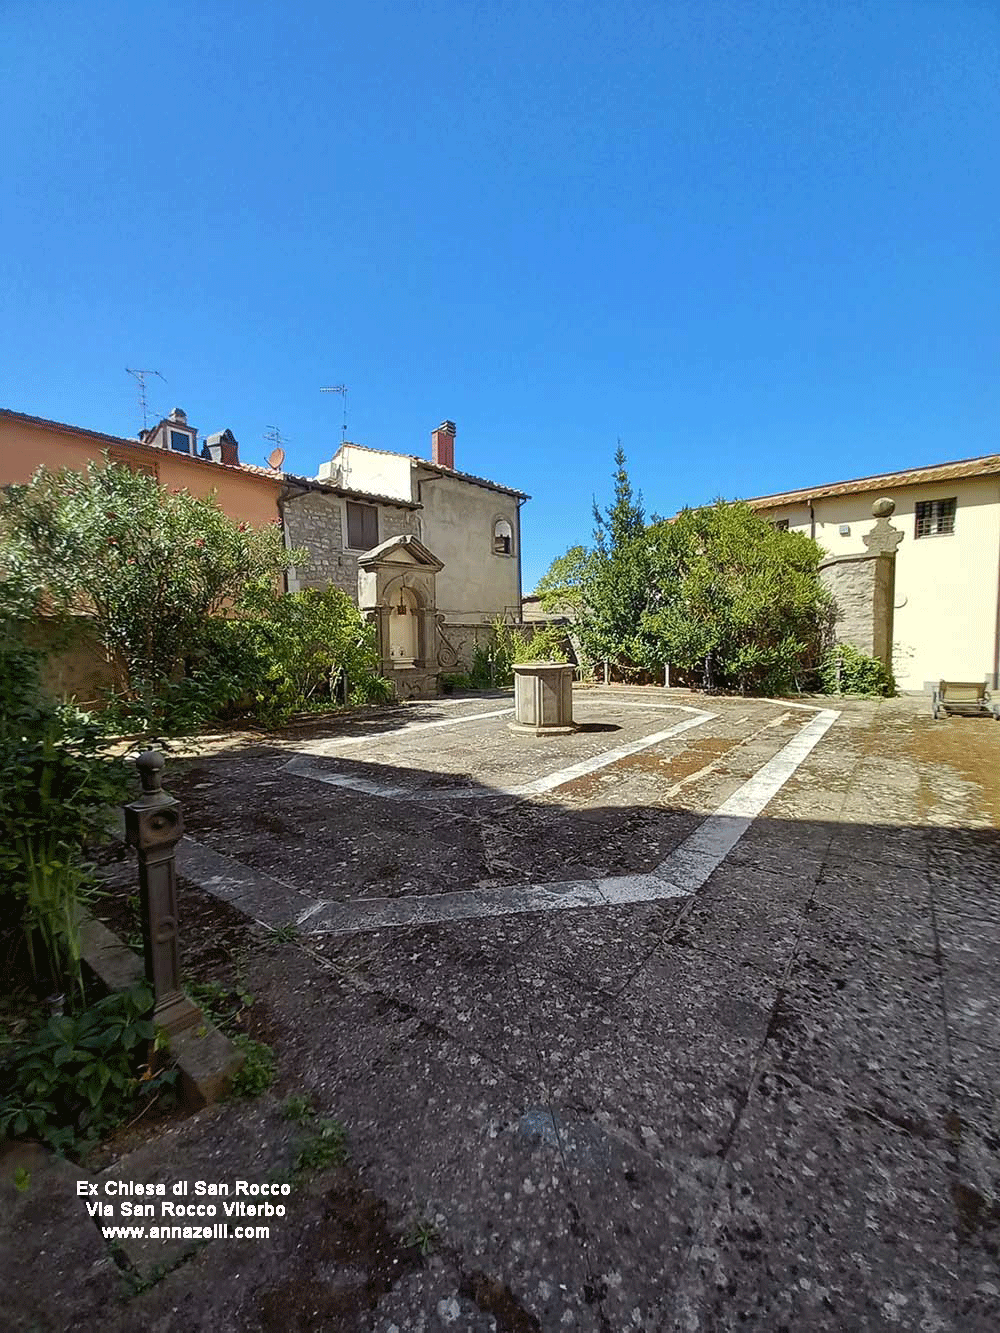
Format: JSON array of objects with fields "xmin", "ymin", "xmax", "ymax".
[{"xmin": 100, "ymin": 1223, "xmax": 270, "ymax": 1241}]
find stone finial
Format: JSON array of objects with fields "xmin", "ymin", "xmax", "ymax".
[
  {"xmin": 863, "ymin": 497, "xmax": 903, "ymax": 555},
  {"xmin": 136, "ymin": 750, "xmax": 166, "ymax": 794}
]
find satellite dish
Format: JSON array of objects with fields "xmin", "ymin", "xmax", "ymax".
[{"xmin": 267, "ymin": 447, "xmax": 285, "ymax": 471}]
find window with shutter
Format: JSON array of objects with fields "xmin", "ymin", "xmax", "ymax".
[{"xmin": 346, "ymin": 502, "xmax": 379, "ymax": 550}]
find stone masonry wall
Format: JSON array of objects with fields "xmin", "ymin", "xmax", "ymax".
[
  {"xmin": 820, "ymin": 555, "xmax": 877, "ymax": 657},
  {"xmin": 284, "ymin": 492, "xmax": 418, "ymax": 602},
  {"xmin": 820, "ymin": 552, "xmax": 895, "ymax": 668}
]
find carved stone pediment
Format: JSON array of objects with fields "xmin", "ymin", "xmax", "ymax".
[{"xmin": 357, "ymin": 534, "xmax": 444, "ymax": 572}]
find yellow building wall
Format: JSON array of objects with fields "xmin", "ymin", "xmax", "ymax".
[{"xmin": 759, "ymin": 478, "xmax": 1000, "ymax": 691}]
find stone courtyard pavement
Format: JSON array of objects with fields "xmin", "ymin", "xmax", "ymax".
[{"xmin": 5, "ymin": 687, "xmax": 999, "ymax": 1331}]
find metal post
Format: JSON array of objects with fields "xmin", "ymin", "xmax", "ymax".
[{"xmin": 124, "ymin": 751, "xmax": 200, "ymax": 1036}]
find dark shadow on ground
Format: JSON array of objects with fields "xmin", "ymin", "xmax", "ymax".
[{"xmin": 81, "ymin": 717, "xmax": 1000, "ymax": 1333}]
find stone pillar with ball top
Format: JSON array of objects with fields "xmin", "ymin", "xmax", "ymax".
[{"xmin": 861, "ymin": 496, "xmax": 903, "ymax": 673}]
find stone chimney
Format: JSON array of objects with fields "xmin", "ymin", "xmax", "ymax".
[
  {"xmin": 431, "ymin": 420, "xmax": 456, "ymax": 470},
  {"xmin": 203, "ymin": 429, "xmax": 240, "ymax": 466}
]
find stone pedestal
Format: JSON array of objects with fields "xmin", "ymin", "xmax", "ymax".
[{"xmin": 509, "ymin": 662, "xmax": 576, "ymax": 735}]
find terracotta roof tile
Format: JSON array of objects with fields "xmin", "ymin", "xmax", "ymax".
[
  {"xmin": 745, "ymin": 452, "xmax": 1000, "ymax": 509},
  {"xmin": 280, "ymin": 472, "xmax": 421, "ymax": 510},
  {"xmin": 1, "ymin": 408, "xmax": 283, "ymax": 486}
]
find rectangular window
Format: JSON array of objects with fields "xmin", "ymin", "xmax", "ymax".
[
  {"xmin": 169, "ymin": 430, "xmax": 192, "ymax": 454},
  {"xmin": 915, "ymin": 497, "xmax": 956, "ymax": 538},
  {"xmin": 346, "ymin": 501, "xmax": 379, "ymax": 550},
  {"xmin": 772, "ymin": 518, "xmax": 790, "ymax": 532}
]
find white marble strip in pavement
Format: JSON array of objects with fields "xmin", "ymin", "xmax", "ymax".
[
  {"xmin": 515, "ymin": 712, "xmax": 715, "ymax": 796},
  {"xmin": 175, "ymin": 837, "xmax": 314, "ymax": 927},
  {"xmin": 599, "ymin": 706, "xmax": 840, "ymax": 903},
  {"xmin": 291, "ymin": 697, "xmax": 708, "ymax": 761},
  {"xmin": 294, "ymin": 705, "xmax": 514, "ymax": 755},
  {"xmin": 305, "ymin": 705, "xmax": 841, "ymax": 932},
  {"xmin": 283, "ymin": 710, "xmax": 716, "ymax": 802},
  {"xmin": 174, "ymin": 704, "xmax": 841, "ymax": 936}
]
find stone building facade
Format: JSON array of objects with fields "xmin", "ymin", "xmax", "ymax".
[
  {"xmin": 317, "ymin": 422, "xmax": 529, "ymax": 626},
  {"xmin": 281, "ymin": 481, "xmax": 420, "ymax": 598}
]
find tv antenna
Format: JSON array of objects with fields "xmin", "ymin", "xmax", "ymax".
[
  {"xmin": 263, "ymin": 425, "xmax": 287, "ymax": 471},
  {"xmin": 320, "ymin": 384, "xmax": 348, "ymax": 446},
  {"xmin": 126, "ymin": 368, "xmax": 166, "ymax": 431}
]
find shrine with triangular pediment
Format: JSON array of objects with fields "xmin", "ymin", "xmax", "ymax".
[{"xmin": 357, "ymin": 535, "xmax": 447, "ymax": 697}]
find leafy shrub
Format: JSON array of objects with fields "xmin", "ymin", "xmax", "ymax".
[
  {"xmin": 819, "ymin": 643, "xmax": 895, "ymax": 697},
  {"xmin": 469, "ymin": 620, "xmax": 569, "ymax": 688},
  {"xmin": 1, "ymin": 457, "xmax": 296, "ymax": 697},
  {"xmin": 0, "ymin": 631, "xmax": 129, "ymax": 997},
  {"xmin": 438, "ymin": 672, "xmax": 472, "ymax": 691},
  {"xmin": 0, "ymin": 983, "xmax": 171, "ymax": 1156},
  {"xmin": 105, "ymin": 586, "xmax": 393, "ymax": 735},
  {"xmin": 635, "ymin": 502, "xmax": 832, "ymax": 694}
]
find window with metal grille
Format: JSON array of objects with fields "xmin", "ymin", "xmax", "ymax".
[
  {"xmin": 346, "ymin": 501, "xmax": 378, "ymax": 550},
  {"xmin": 772, "ymin": 518, "xmax": 790, "ymax": 531},
  {"xmin": 915, "ymin": 497, "xmax": 956, "ymax": 538}
]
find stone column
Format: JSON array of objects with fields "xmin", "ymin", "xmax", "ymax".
[{"xmin": 418, "ymin": 608, "xmax": 439, "ymax": 669}]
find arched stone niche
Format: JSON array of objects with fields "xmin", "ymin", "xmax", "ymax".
[{"xmin": 357, "ymin": 535, "xmax": 445, "ymax": 697}]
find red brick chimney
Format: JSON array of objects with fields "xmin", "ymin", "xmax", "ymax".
[{"xmin": 431, "ymin": 420, "xmax": 456, "ymax": 469}]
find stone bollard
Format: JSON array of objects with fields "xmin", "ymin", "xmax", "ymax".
[{"xmin": 124, "ymin": 751, "xmax": 201, "ymax": 1036}]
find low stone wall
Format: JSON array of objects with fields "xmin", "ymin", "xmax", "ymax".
[
  {"xmin": 435, "ymin": 620, "xmax": 577, "ymax": 675},
  {"xmin": 436, "ymin": 621, "xmax": 495, "ymax": 672}
]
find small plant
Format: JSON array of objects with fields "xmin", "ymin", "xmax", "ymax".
[
  {"xmin": 0, "ymin": 982, "xmax": 174, "ymax": 1157},
  {"xmin": 282, "ymin": 1093, "xmax": 315, "ymax": 1122},
  {"xmin": 293, "ymin": 1118, "xmax": 347, "ymax": 1172},
  {"xmin": 271, "ymin": 923, "xmax": 299, "ymax": 944},
  {"xmin": 13, "ymin": 1167, "xmax": 31, "ymax": 1193},
  {"xmin": 229, "ymin": 1035, "xmax": 275, "ymax": 1098},
  {"xmin": 469, "ymin": 620, "xmax": 568, "ymax": 688},
  {"xmin": 819, "ymin": 643, "xmax": 895, "ymax": 697},
  {"xmin": 185, "ymin": 979, "xmax": 231, "ymax": 1025},
  {"xmin": 0, "ymin": 635, "xmax": 130, "ymax": 998},
  {"xmin": 404, "ymin": 1217, "xmax": 439, "ymax": 1256}
]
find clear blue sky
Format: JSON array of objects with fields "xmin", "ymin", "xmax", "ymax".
[{"xmin": 2, "ymin": 1, "xmax": 997, "ymax": 591}]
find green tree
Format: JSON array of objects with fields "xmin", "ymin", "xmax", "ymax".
[
  {"xmin": 1, "ymin": 457, "xmax": 295, "ymax": 698},
  {"xmin": 534, "ymin": 544, "xmax": 591, "ymax": 614},
  {"xmin": 635, "ymin": 501, "xmax": 832, "ymax": 693},
  {"xmin": 576, "ymin": 446, "xmax": 650, "ymax": 675}
]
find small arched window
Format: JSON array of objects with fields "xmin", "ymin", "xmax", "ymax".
[{"xmin": 493, "ymin": 518, "xmax": 513, "ymax": 556}]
